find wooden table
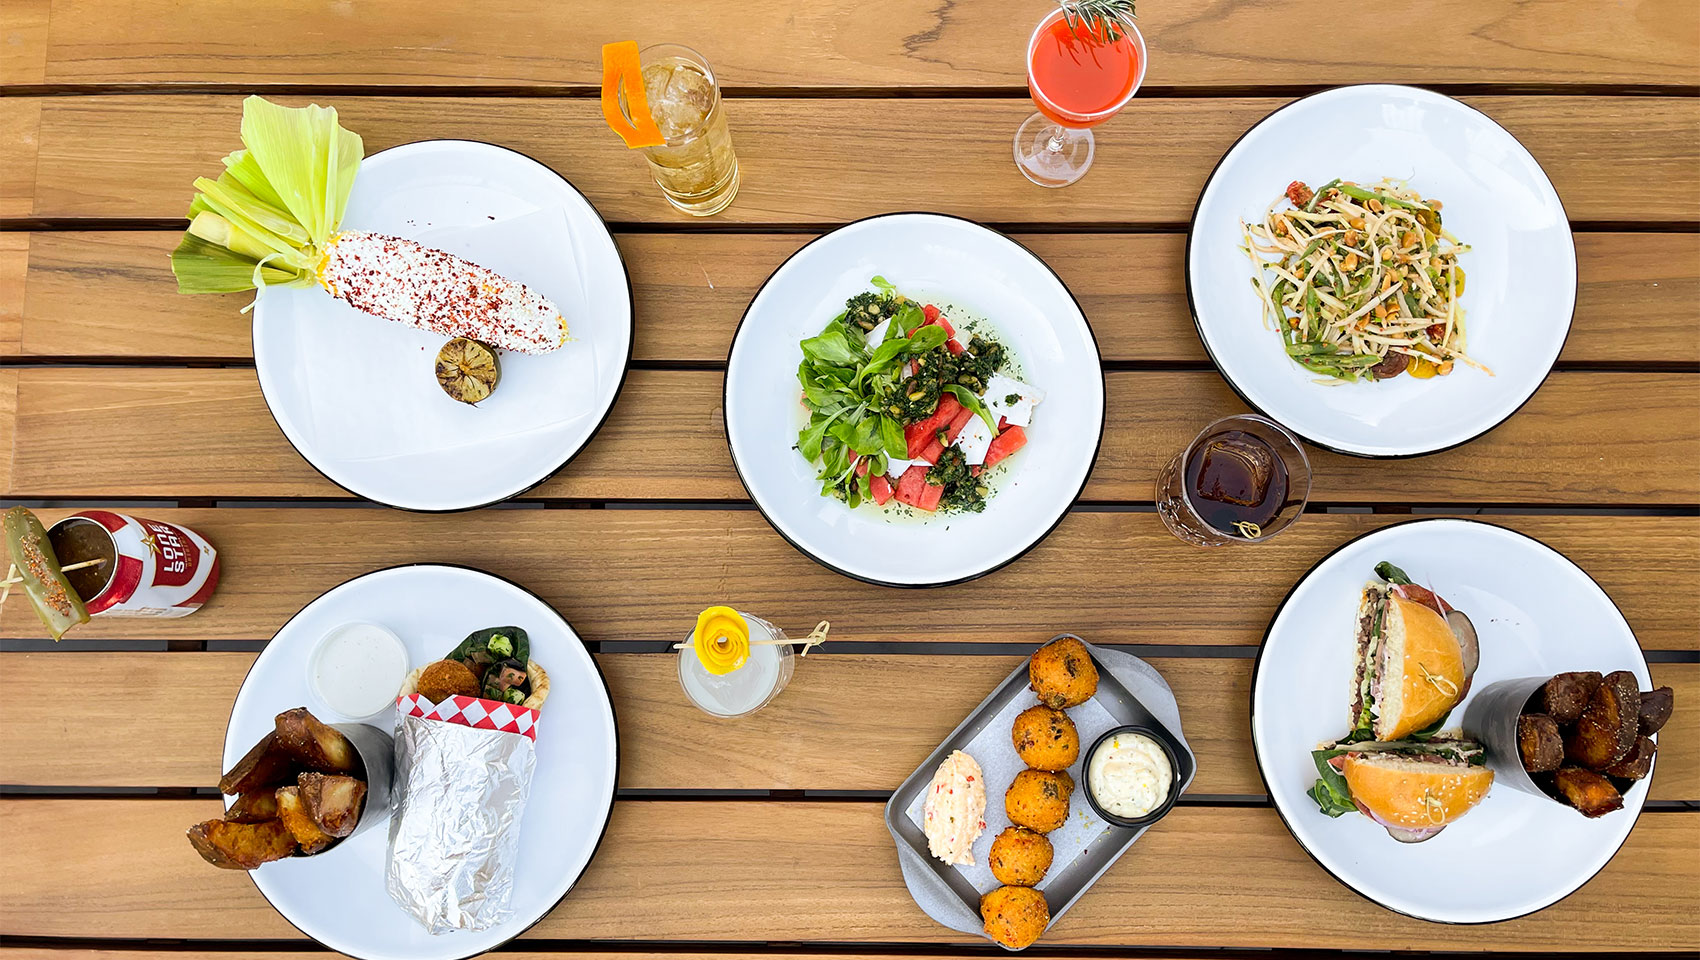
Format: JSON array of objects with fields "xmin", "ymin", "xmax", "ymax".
[{"xmin": 2, "ymin": 1, "xmax": 1697, "ymax": 957}]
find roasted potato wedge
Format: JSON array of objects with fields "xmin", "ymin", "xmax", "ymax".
[
  {"xmin": 218, "ymin": 732, "xmax": 298, "ymax": 796},
  {"xmin": 1517, "ymin": 713, "xmax": 1564, "ymax": 773},
  {"xmin": 1565, "ymin": 671, "xmax": 1639, "ymax": 769},
  {"xmin": 1602, "ymin": 735, "xmax": 1657, "ymax": 781},
  {"xmin": 1639, "ymin": 686, "xmax": 1674, "ymax": 737},
  {"xmin": 224, "ymin": 790, "xmax": 280, "ymax": 824},
  {"xmin": 274, "ymin": 707, "xmax": 357, "ymax": 774},
  {"xmin": 1552, "ymin": 767, "xmax": 1624, "ymax": 818},
  {"xmin": 275, "ymin": 785, "xmax": 335, "ymax": 855},
  {"xmin": 1540, "ymin": 671, "xmax": 1603, "ymax": 725},
  {"xmin": 187, "ymin": 818, "xmax": 297, "ymax": 869},
  {"xmin": 298, "ymin": 772, "xmax": 367, "ymax": 838}
]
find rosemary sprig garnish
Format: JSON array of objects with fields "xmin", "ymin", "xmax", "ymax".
[{"xmin": 1058, "ymin": 0, "xmax": 1137, "ymax": 43}]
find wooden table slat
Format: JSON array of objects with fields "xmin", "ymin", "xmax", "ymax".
[
  {"xmin": 8, "ymin": 231, "xmax": 1698, "ymax": 364},
  {"xmin": 15, "ymin": 96, "xmax": 1699, "ymax": 223},
  {"xmin": 7, "ymin": 0, "xmax": 1698, "ymax": 89},
  {"xmin": 1, "ymin": 798, "xmax": 1693, "ymax": 950},
  {"xmin": 0, "ymin": 511, "xmax": 1693, "ymax": 650},
  {"xmin": 6, "ymin": 367, "xmax": 1696, "ymax": 504},
  {"xmin": 3, "ymin": 651, "xmax": 1694, "ymax": 801}
]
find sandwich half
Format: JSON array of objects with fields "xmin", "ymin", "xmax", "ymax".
[
  {"xmin": 1308, "ymin": 738, "xmax": 1493, "ymax": 842},
  {"xmin": 1351, "ymin": 562, "xmax": 1478, "ymax": 741}
]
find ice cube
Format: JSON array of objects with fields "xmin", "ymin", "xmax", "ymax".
[
  {"xmin": 1195, "ymin": 433, "xmax": 1274, "ymax": 507},
  {"xmin": 642, "ymin": 61, "xmax": 714, "ymax": 140}
]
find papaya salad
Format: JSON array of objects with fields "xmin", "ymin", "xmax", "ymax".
[
  {"xmin": 795, "ymin": 278, "xmax": 1042, "ymax": 514},
  {"xmin": 1242, "ymin": 178, "xmax": 1490, "ymax": 384}
]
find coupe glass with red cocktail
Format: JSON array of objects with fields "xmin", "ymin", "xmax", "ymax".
[{"xmin": 1016, "ymin": 1, "xmax": 1146, "ymax": 187}]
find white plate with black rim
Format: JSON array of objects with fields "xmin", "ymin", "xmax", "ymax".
[
  {"xmin": 1187, "ymin": 85, "xmax": 1575, "ymax": 458},
  {"xmin": 1251, "ymin": 518, "xmax": 1649, "ymax": 923},
  {"xmin": 223, "ymin": 564, "xmax": 618, "ymax": 960},
  {"xmin": 723, "ymin": 212, "xmax": 1105, "ymax": 587},
  {"xmin": 253, "ymin": 140, "xmax": 633, "ymax": 511}
]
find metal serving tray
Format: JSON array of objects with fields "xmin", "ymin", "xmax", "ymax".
[{"xmin": 884, "ymin": 637, "xmax": 1196, "ymax": 948}]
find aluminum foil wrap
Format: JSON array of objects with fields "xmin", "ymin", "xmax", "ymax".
[{"xmin": 386, "ymin": 710, "xmax": 536, "ymax": 933}]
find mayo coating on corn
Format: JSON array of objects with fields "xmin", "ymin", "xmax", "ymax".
[{"xmin": 318, "ymin": 231, "xmax": 568, "ymax": 355}]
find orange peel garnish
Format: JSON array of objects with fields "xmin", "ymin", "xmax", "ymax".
[{"xmin": 601, "ymin": 41, "xmax": 666, "ymax": 149}]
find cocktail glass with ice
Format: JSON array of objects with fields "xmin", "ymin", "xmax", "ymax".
[
  {"xmin": 1155, "ymin": 414, "xmax": 1312, "ymax": 546},
  {"xmin": 617, "ymin": 44, "xmax": 740, "ymax": 216}
]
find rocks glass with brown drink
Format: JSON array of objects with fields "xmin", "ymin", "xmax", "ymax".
[
  {"xmin": 617, "ymin": 44, "xmax": 739, "ymax": 216},
  {"xmin": 1155, "ymin": 414, "xmax": 1312, "ymax": 546}
]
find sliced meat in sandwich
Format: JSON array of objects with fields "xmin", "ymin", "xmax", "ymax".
[
  {"xmin": 1308, "ymin": 738, "xmax": 1493, "ymax": 842},
  {"xmin": 1351, "ymin": 562, "xmax": 1479, "ymax": 741}
]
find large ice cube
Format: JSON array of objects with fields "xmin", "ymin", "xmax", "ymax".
[
  {"xmin": 642, "ymin": 61, "xmax": 714, "ymax": 139},
  {"xmin": 1195, "ymin": 433, "xmax": 1274, "ymax": 507}
]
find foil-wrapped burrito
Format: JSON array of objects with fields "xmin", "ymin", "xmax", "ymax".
[{"xmin": 386, "ymin": 627, "xmax": 550, "ymax": 934}]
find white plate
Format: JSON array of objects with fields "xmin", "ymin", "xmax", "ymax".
[
  {"xmin": 1187, "ymin": 85, "xmax": 1576, "ymax": 457},
  {"xmin": 1251, "ymin": 518, "xmax": 1648, "ymax": 923},
  {"xmin": 224, "ymin": 564, "xmax": 618, "ymax": 960},
  {"xmin": 254, "ymin": 140, "xmax": 633, "ymax": 510},
  {"xmin": 724, "ymin": 213, "xmax": 1105, "ymax": 587}
]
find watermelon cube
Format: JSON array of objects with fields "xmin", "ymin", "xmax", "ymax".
[{"xmin": 984, "ymin": 426, "xmax": 1027, "ymax": 467}]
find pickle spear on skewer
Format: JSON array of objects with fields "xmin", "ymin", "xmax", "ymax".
[{"xmin": 2, "ymin": 506, "xmax": 90, "ymax": 640}]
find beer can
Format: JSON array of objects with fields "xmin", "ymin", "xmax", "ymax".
[{"xmin": 45, "ymin": 510, "xmax": 219, "ymax": 618}]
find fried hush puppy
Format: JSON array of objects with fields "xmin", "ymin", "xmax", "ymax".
[
  {"xmin": 981, "ymin": 884, "xmax": 1049, "ymax": 950},
  {"xmin": 1005, "ymin": 769, "xmax": 1073, "ymax": 833},
  {"xmin": 989, "ymin": 826, "xmax": 1054, "ymax": 887},
  {"xmin": 1011, "ymin": 705, "xmax": 1079, "ymax": 772},
  {"xmin": 416, "ymin": 659, "xmax": 480, "ymax": 703},
  {"xmin": 1028, "ymin": 636, "xmax": 1099, "ymax": 709}
]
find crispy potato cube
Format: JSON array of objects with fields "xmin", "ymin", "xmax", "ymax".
[
  {"xmin": 1639, "ymin": 687, "xmax": 1674, "ymax": 737},
  {"xmin": 1540, "ymin": 671, "xmax": 1603, "ymax": 725},
  {"xmin": 224, "ymin": 790, "xmax": 280, "ymax": 824},
  {"xmin": 275, "ymin": 785, "xmax": 335, "ymax": 855},
  {"xmin": 187, "ymin": 818, "xmax": 297, "ymax": 869},
  {"xmin": 218, "ymin": 732, "xmax": 297, "ymax": 796},
  {"xmin": 1553, "ymin": 767, "xmax": 1624, "ymax": 818},
  {"xmin": 274, "ymin": 707, "xmax": 357, "ymax": 774},
  {"xmin": 1517, "ymin": 713, "xmax": 1564, "ymax": 773},
  {"xmin": 1603, "ymin": 735, "xmax": 1657, "ymax": 781},
  {"xmin": 1565, "ymin": 671, "xmax": 1639, "ymax": 769},
  {"xmin": 298, "ymin": 772, "xmax": 367, "ymax": 838}
]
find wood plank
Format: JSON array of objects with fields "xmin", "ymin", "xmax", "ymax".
[
  {"xmin": 0, "ymin": 98, "xmax": 40, "ymax": 219},
  {"xmin": 1, "ymin": 798, "xmax": 1693, "ymax": 950},
  {"xmin": 0, "ymin": 0, "xmax": 49, "ymax": 86},
  {"xmin": 3, "ymin": 651, "xmax": 1694, "ymax": 802},
  {"xmin": 7, "ymin": 368, "xmax": 1698, "ymax": 504},
  {"xmin": 21, "ymin": 96, "xmax": 1700, "ymax": 224},
  {"xmin": 0, "ymin": 953, "xmax": 1005, "ymax": 960},
  {"xmin": 1, "ymin": 510, "xmax": 1693, "ymax": 650},
  {"xmin": 14, "ymin": 231, "xmax": 1700, "ymax": 364},
  {"xmin": 9, "ymin": 0, "xmax": 1697, "ymax": 88},
  {"xmin": 0, "ymin": 232, "xmax": 23, "ymax": 356}
]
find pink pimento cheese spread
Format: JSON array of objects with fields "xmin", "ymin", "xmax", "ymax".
[
  {"xmin": 318, "ymin": 230, "xmax": 568, "ymax": 355},
  {"xmin": 922, "ymin": 750, "xmax": 986, "ymax": 866}
]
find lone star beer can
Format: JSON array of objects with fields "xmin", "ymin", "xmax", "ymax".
[{"xmin": 45, "ymin": 510, "xmax": 218, "ymax": 617}]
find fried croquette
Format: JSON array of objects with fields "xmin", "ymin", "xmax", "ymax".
[
  {"xmin": 1011, "ymin": 705, "xmax": 1079, "ymax": 771},
  {"xmin": 989, "ymin": 826, "xmax": 1053, "ymax": 886},
  {"xmin": 1005, "ymin": 768, "xmax": 1073, "ymax": 833},
  {"xmin": 1028, "ymin": 636, "xmax": 1099, "ymax": 709},
  {"xmin": 416, "ymin": 659, "xmax": 479, "ymax": 703},
  {"xmin": 980, "ymin": 884, "xmax": 1049, "ymax": 949}
]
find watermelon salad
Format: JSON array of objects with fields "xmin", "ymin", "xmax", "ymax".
[{"xmin": 795, "ymin": 277, "xmax": 1043, "ymax": 514}]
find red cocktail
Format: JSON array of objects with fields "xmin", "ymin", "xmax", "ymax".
[{"xmin": 1015, "ymin": 6, "xmax": 1147, "ymax": 187}]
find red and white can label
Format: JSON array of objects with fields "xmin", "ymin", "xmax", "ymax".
[{"xmin": 65, "ymin": 511, "xmax": 219, "ymax": 618}]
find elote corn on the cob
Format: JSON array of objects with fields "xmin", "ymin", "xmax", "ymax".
[
  {"xmin": 318, "ymin": 231, "xmax": 567, "ymax": 355},
  {"xmin": 171, "ymin": 96, "xmax": 570, "ymax": 356}
]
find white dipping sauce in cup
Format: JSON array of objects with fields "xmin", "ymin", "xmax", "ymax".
[
  {"xmin": 309, "ymin": 622, "xmax": 410, "ymax": 720},
  {"xmin": 1088, "ymin": 731, "xmax": 1173, "ymax": 819}
]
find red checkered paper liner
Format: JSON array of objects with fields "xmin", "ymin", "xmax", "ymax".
[{"xmin": 396, "ymin": 693, "xmax": 540, "ymax": 741}]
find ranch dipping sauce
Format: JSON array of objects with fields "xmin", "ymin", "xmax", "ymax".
[
  {"xmin": 1088, "ymin": 730, "xmax": 1173, "ymax": 820},
  {"xmin": 309, "ymin": 621, "xmax": 411, "ymax": 719}
]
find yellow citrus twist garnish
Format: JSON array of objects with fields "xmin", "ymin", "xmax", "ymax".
[{"xmin": 692, "ymin": 605, "xmax": 750, "ymax": 675}]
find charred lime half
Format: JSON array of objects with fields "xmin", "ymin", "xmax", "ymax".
[{"xmin": 435, "ymin": 338, "xmax": 500, "ymax": 404}]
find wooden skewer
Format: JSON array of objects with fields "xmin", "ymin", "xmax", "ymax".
[
  {"xmin": 670, "ymin": 620, "xmax": 831, "ymax": 656},
  {"xmin": 0, "ymin": 556, "xmax": 106, "ymax": 589}
]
